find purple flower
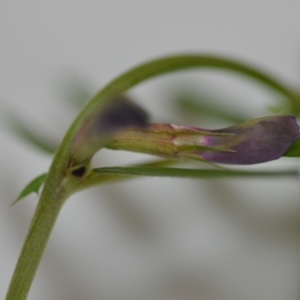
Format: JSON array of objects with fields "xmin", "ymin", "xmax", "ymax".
[
  {"xmin": 180, "ymin": 115, "xmax": 300, "ymax": 164},
  {"xmin": 108, "ymin": 115, "xmax": 300, "ymax": 165},
  {"xmin": 72, "ymin": 94, "xmax": 299, "ymax": 166}
]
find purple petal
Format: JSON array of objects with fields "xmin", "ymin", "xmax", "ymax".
[
  {"xmin": 72, "ymin": 95, "xmax": 148, "ymax": 163},
  {"xmin": 94, "ymin": 95, "xmax": 148, "ymax": 135},
  {"xmin": 199, "ymin": 116, "xmax": 300, "ymax": 164}
]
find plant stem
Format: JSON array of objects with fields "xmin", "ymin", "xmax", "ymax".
[
  {"xmin": 5, "ymin": 127, "xmax": 74, "ymax": 300},
  {"xmin": 5, "ymin": 180, "xmax": 67, "ymax": 300}
]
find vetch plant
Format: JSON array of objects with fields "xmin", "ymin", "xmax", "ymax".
[{"xmin": 5, "ymin": 54, "xmax": 300, "ymax": 300}]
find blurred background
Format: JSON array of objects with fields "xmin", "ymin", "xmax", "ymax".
[{"xmin": 1, "ymin": 1, "xmax": 300, "ymax": 299}]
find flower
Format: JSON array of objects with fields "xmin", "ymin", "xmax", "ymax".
[
  {"xmin": 71, "ymin": 93, "xmax": 299, "ymax": 166},
  {"xmin": 107, "ymin": 115, "xmax": 300, "ymax": 165}
]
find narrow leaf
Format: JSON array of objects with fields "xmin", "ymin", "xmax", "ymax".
[
  {"xmin": 94, "ymin": 166, "xmax": 297, "ymax": 179},
  {"xmin": 12, "ymin": 173, "xmax": 47, "ymax": 205}
]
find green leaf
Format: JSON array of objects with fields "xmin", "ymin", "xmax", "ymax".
[
  {"xmin": 94, "ymin": 166, "xmax": 298, "ymax": 179},
  {"xmin": 12, "ymin": 173, "xmax": 47, "ymax": 205},
  {"xmin": 284, "ymin": 138, "xmax": 300, "ymax": 157}
]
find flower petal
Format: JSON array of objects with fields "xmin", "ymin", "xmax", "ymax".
[{"xmin": 199, "ymin": 115, "xmax": 300, "ymax": 164}]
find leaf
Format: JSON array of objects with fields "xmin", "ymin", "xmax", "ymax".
[
  {"xmin": 12, "ymin": 173, "xmax": 47, "ymax": 205},
  {"xmin": 94, "ymin": 166, "xmax": 298, "ymax": 179}
]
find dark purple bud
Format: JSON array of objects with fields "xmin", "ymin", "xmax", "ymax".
[
  {"xmin": 94, "ymin": 95, "xmax": 148, "ymax": 136},
  {"xmin": 71, "ymin": 95, "xmax": 148, "ymax": 163}
]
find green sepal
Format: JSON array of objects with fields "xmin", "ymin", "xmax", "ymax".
[{"xmin": 12, "ymin": 173, "xmax": 48, "ymax": 205}]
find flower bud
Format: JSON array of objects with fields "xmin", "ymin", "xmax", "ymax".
[{"xmin": 107, "ymin": 115, "xmax": 300, "ymax": 165}]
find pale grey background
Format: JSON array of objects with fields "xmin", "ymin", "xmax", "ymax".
[{"xmin": 1, "ymin": 1, "xmax": 300, "ymax": 300}]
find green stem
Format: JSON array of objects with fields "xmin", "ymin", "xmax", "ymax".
[
  {"xmin": 5, "ymin": 178, "xmax": 67, "ymax": 300},
  {"xmin": 5, "ymin": 124, "xmax": 75, "ymax": 300},
  {"xmin": 6, "ymin": 54, "xmax": 298, "ymax": 300}
]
